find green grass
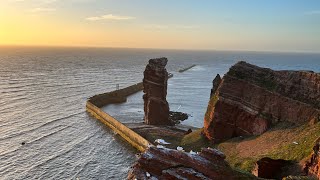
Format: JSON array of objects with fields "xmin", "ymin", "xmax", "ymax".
[
  {"xmin": 217, "ymin": 122, "xmax": 320, "ymax": 172},
  {"xmin": 268, "ymin": 124, "xmax": 320, "ymax": 161},
  {"xmin": 176, "ymin": 121, "xmax": 320, "ymax": 172}
]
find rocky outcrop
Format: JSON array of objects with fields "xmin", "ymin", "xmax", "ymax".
[
  {"xmin": 210, "ymin": 74, "xmax": 221, "ymax": 98},
  {"xmin": 204, "ymin": 61, "xmax": 320, "ymax": 143},
  {"xmin": 143, "ymin": 58, "xmax": 170, "ymax": 125},
  {"xmin": 128, "ymin": 146, "xmax": 259, "ymax": 180},
  {"xmin": 304, "ymin": 137, "xmax": 320, "ymax": 179}
]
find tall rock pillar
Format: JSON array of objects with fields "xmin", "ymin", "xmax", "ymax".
[{"xmin": 143, "ymin": 58, "xmax": 170, "ymax": 125}]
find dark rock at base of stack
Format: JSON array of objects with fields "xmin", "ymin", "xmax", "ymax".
[
  {"xmin": 168, "ymin": 111, "xmax": 188, "ymax": 125},
  {"xmin": 128, "ymin": 146, "xmax": 259, "ymax": 180},
  {"xmin": 203, "ymin": 61, "xmax": 320, "ymax": 143},
  {"xmin": 303, "ymin": 137, "xmax": 320, "ymax": 179},
  {"xmin": 143, "ymin": 57, "xmax": 170, "ymax": 125}
]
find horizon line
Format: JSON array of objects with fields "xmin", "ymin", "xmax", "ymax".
[{"xmin": 0, "ymin": 43, "xmax": 319, "ymax": 55}]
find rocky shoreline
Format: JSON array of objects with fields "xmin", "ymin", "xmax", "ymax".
[
  {"xmin": 87, "ymin": 58, "xmax": 319, "ymax": 179},
  {"xmin": 127, "ymin": 59, "xmax": 320, "ymax": 180}
]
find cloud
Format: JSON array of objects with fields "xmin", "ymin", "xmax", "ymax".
[
  {"xmin": 176, "ymin": 25, "xmax": 200, "ymax": 29},
  {"xmin": 305, "ymin": 10, "xmax": 320, "ymax": 15},
  {"xmin": 28, "ymin": 7, "xmax": 56, "ymax": 12},
  {"xmin": 144, "ymin": 24, "xmax": 199, "ymax": 30},
  {"xmin": 86, "ymin": 14, "xmax": 136, "ymax": 21},
  {"xmin": 10, "ymin": 0, "xmax": 57, "ymax": 3},
  {"xmin": 144, "ymin": 24, "xmax": 169, "ymax": 29}
]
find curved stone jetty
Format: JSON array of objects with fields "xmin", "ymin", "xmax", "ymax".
[{"xmin": 86, "ymin": 83, "xmax": 151, "ymax": 152}]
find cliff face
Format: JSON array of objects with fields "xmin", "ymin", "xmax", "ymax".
[
  {"xmin": 204, "ymin": 61, "xmax": 320, "ymax": 143},
  {"xmin": 128, "ymin": 146, "xmax": 258, "ymax": 180},
  {"xmin": 143, "ymin": 58, "xmax": 170, "ymax": 125}
]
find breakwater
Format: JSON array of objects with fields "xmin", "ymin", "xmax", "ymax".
[
  {"xmin": 86, "ymin": 82, "xmax": 152, "ymax": 152},
  {"xmin": 88, "ymin": 83, "xmax": 143, "ymax": 107},
  {"xmin": 86, "ymin": 73, "xmax": 176, "ymax": 152},
  {"xmin": 178, "ymin": 64, "xmax": 196, "ymax": 73}
]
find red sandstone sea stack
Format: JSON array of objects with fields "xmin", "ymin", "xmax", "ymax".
[
  {"xmin": 143, "ymin": 57, "xmax": 171, "ymax": 125},
  {"xmin": 203, "ymin": 61, "xmax": 320, "ymax": 143}
]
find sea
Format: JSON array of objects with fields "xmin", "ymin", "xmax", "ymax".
[{"xmin": 0, "ymin": 46, "xmax": 319, "ymax": 179}]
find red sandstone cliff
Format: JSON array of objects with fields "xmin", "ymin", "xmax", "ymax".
[{"xmin": 204, "ymin": 61, "xmax": 320, "ymax": 143}]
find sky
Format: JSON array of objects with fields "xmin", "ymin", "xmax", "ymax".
[{"xmin": 0, "ymin": 0, "xmax": 320, "ymax": 52}]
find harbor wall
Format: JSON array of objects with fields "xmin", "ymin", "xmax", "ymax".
[
  {"xmin": 86, "ymin": 82, "xmax": 151, "ymax": 152},
  {"xmin": 88, "ymin": 82, "xmax": 143, "ymax": 107}
]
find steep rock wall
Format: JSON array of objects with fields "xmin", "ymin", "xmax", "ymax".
[{"xmin": 204, "ymin": 61, "xmax": 320, "ymax": 143}]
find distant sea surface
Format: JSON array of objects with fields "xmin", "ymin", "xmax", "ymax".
[{"xmin": 0, "ymin": 46, "xmax": 319, "ymax": 179}]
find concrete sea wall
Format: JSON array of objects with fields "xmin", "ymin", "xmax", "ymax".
[{"xmin": 86, "ymin": 82, "xmax": 152, "ymax": 152}]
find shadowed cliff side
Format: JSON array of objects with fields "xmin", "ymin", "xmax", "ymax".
[{"xmin": 203, "ymin": 61, "xmax": 320, "ymax": 143}]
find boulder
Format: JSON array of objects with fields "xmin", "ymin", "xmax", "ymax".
[
  {"xmin": 128, "ymin": 146, "xmax": 259, "ymax": 180},
  {"xmin": 204, "ymin": 61, "xmax": 320, "ymax": 143},
  {"xmin": 168, "ymin": 111, "xmax": 188, "ymax": 125},
  {"xmin": 143, "ymin": 58, "xmax": 170, "ymax": 125}
]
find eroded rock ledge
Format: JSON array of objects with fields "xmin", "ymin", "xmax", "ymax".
[
  {"xmin": 204, "ymin": 61, "xmax": 320, "ymax": 143},
  {"xmin": 128, "ymin": 146, "xmax": 258, "ymax": 180}
]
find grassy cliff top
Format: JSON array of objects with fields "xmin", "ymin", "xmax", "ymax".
[
  {"xmin": 132, "ymin": 119, "xmax": 319, "ymax": 175},
  {"xmin": 218, "ymin": 122, "xmax": 320, "ymax": 172},
  {"xmin": 178, "ymin": 122, "xmax": 320, "ymax": 173}
]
